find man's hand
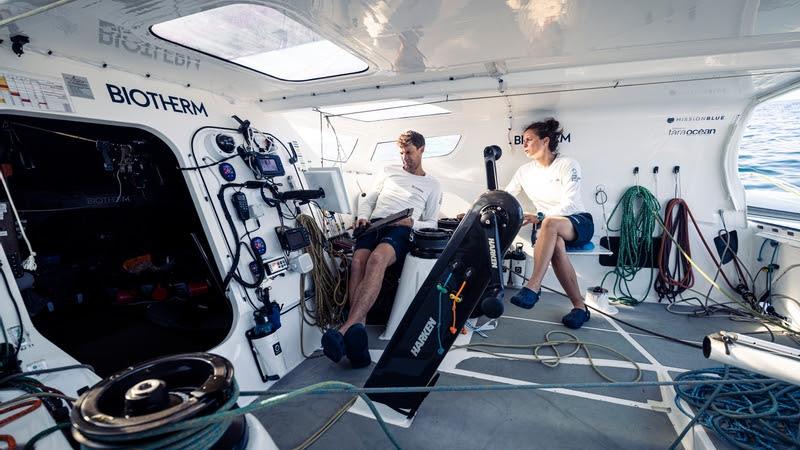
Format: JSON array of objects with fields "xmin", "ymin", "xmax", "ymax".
[
  {"xmin": 456, "ymin": 213, "xmax": 465, "ymax": 220},
  {"xmin": 394, "ymin": 217, "xmax": 414, "ymax": 228},
  {"xmin": 522, "ymin": 213, "xmax": 540, "ymax": 226},
  {"xmin": 355, "ymin": 218, "xmax": 370, "ymax": 229}
]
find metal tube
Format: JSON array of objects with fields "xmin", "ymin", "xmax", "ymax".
[{"xmin": 703, "ymin": 331, "xmax": 800, "ymax": 385}]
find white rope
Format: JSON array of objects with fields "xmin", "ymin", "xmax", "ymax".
[{"xmin": 0, "ymin": 170, "xmax": 36, "ymax": 271}]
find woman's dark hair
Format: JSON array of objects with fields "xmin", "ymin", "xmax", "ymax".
[{"xmin": 524, "ymin": 118, "xmax": 564, "ymax": 154}]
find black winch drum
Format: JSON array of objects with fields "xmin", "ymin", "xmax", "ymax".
[
  {"xmin": 70, "ymin": 352, "xmax": 246, "ymax": 449},
  {"xmin": 437, "ymin": 217, "xmax": 461, "ymax": 230},
  {"xmin": 410, "ymin": 228, "xmax": 453, "ymax": 258}
]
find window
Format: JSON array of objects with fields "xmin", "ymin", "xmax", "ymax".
[
  {"xmin": 738, "ymin": 89, "xmax": 800, "ymax": 221},
  {"xmin": 151, "ymin": 4, "xmax": 368, "ymax": 81},
  {"xmin": 318, "ymin": 100, "xmax": 450, "ymax": 122},
  {"xmin": 372, "ymin": 135, "xmax": 461, "ymax": 162}
]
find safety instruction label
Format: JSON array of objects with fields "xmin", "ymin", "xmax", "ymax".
[
  {"xmin": 0, "ymin": 72, "xmax": 74, "ymax": 113},
  {"xmin": 63, "ymin": 73, "xmax": 94, "ymax": 99}
]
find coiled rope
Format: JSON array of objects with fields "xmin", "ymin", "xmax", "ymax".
[
  {"xmin": 672, "ymin": 367, "xmax": 800, "ymax": 450},
  {"xmin": 296, "ymin": 214, "xmax": 349, "ymax": 331},
  {"xmin": 655, "ymin": 198, "xmax": 694, "ymax": 302},
  {"xmin": 601, "ymin": 185, "xmax": 661, "ymax": 305}
]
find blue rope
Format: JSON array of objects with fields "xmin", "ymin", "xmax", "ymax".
[
  {"xmin": 672, "ymin": 367, "xmax": 800, "ymax": 449},
  {"xmin": 46, "ymin": 368, "xmax": 791, "ymax": 450},
  {"xmin": 241, "ymin": 375, "xmax": 781, "ymax": 397}
]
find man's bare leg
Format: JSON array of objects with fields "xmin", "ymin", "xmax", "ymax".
[
  {"xmin": 550, "ymin": 237, "xmax": 585, "ymax": 309},
  {"xmin": 349, "ymin": 249, "xmax": 371, "ymax": 303},
  {"xmin": 340, "ymin": 243, "xmax": 397, "ymax": 334}
]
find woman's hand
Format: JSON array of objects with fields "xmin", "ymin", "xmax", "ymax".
[{"xmin": 522, "ymin": 213, "xmax": 540, "ymax": 226}]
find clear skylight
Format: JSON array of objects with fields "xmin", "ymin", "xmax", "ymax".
[
  {"xmin": 151, "ymin": 4, "xmax": 368, "ymax": 81},
  {"xmin": 318, "ymin": 100, "xmax": 450, "ymax": 122},
  {"xmin": 372, "ymin": 135, "xmax": 461, "ymax": 162}
]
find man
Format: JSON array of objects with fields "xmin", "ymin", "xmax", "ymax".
[{"xmin": 321, "ymin": 130, "xmax": 442, "ymax": 368}]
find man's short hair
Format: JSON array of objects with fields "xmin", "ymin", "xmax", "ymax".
[{"xmin": 397, "ymin": 130, "xmax": 425, "ymax": 149}]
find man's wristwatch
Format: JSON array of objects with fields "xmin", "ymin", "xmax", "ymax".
[{"xmin": 536, "ymin": 212, "xmax": 545, "ymax": 221}]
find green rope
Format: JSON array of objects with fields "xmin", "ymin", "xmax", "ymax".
[
  {"xmin": 601, "ymin": 185, "xmax": 660, "ymax": 305},
  {"xmin": 100, "ymin": 380, "xmax": 402, "ymax": 450},
  {"xmin": 23, "ymin": 422, "xmax": 70, "ymax": 450}
]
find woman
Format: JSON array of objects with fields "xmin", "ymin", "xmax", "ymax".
[{"xmin": 505, "ymin": 118, "xmax": 594, "ymax": 329}]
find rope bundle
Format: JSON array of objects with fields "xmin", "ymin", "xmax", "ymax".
[
  {"xmin": 295, "ymin": 214, "xmax": 349, "ymax": 330},
  {"xmin": 655, "ymin": 198, "xmax": 694, "ymax": 301},
  {"xmin": 602, "ymin": 186, "xmax": 661, "ymax": 305},
  {"xmin": 673, "ymin": 367, "xmax": 800, "ymax": 450}
]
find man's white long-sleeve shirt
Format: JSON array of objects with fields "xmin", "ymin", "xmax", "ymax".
[
  {"xmin": 357, "ymin": 165, "xmax": 442, "ymax": 230},
  {"xmin": 504, "ymin": 155, "xmax": 587, "ymax": 217}
]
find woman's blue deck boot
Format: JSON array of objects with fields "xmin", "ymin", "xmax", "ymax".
[
  {"xmin": 562, "ymin": 307, "xmax": 590, "ymax": 329},
  {"xmin": 510, "ymin": 287, "xmax": 540, "ymax": 309}
]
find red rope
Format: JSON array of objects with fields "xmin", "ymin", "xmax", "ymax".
[
  {"xmin": 0, "ymin": 434, "xmax": 16, "ymax": 450},
  {"xmin": 655, "ymin": 197, "xmax": 752, "ymax": 303},
  {"xmin": 0, "ymin": 399, "xmax": 42, "ymax": 428}
]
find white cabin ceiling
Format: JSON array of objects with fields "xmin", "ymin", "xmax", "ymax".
[{"xmin": 3, "ymin": 0, "xmax": 800, "ymax": 107}]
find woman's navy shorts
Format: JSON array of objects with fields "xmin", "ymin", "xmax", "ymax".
[{"xmin": 532, "ymin": 212, "xmax": 594, "ymax": 248}]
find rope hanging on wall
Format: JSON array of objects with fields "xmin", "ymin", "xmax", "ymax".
[
  {"xmin": 654, "ymin": 198, "xmax": 694, "ymax": 302},
  {"xmin": 296, "ymin": 214, "xmax": 349, "ymax": 331},
  {"xmin": 601, "ymin": 185, "xmax": 660, "ymax": 305}
]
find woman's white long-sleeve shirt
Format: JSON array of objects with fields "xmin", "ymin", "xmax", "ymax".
[
  {"xmin": 504, "ymin": 155, "xmax": 587, "ymax": 217},
  {"xmin": 357, "ymin": 165, "xmax": 442, "ymax": 229}
]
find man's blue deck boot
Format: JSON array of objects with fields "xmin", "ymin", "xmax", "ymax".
[
  {"xmin": 321, "ymin": 328, "xmax": 345, "ymax": 362},
  {"xmin": 344, "ymin": 323, "xmax": 372, "ymax": 369}
]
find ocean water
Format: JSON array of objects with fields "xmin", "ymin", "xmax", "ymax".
[{"xmin": 738, "ymin": 100, "xmax": 800, "ymax": 213}]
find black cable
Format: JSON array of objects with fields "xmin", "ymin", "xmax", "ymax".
[
  {"xmin": 0, "ymin": 364, "xmax": 95, "ymax": 386},
  {"xmin": 508, "ymin": 270, "xmax": 703, "ymax": 349},
  {"xmin": 178, "ymin": 153, "xmax": 239, "ymax": 171},
  {"xmin": 540, "ymin": 284, "xmax": 703, "ymax": 350},
  {"xmin": 265, "ymin": 133, "xmax": 322, "ymax": 225},
  {"xmin": 189, "ymin": 126, "xmax": 258, "ymax": 309},
  {"xmin": 217, "ymin": 183, "xmax": 266, "ymax": 289},
  {"xmin": 189, "ymin": 233, "xmax": 226, "ymax": 298}
]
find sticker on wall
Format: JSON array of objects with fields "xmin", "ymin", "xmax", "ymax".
[
  {"xmin": 665, "ymin": 114, "xmax": 726, "ymax": 124},
  {"xmin": 62, "ymin": 74, "xmax": 94, "ymax": 99},
  {"xmin": 0, "ymin": 72, "xmax": 74, "ymax": 113},
  {"xmin": 665, "ymin": 113, "xmax": 727, "ymax": 136},
  {"xmin": 512, "ymin": 133, "xmax": 571, "ymax": 145},
  {"xmin": 667, "ymin": 127, "xmax": 717, "ymax": 136}
]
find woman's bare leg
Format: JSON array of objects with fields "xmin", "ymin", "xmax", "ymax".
[
  {"xmin": 550, "ymin": 237, "xmax": 585, "ymax": 309},
  {"xmin": 526, "ymin": 216, "xmax": 577, "ymax": 292}
]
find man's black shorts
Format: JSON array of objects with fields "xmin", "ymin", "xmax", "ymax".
[{"xmin": 355, "ymin": 220, "xmax": 413, "ymax": 262}]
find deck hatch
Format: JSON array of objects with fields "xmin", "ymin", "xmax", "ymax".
[{"xmin": 151, "ymin": 4, "xmax": 368, "ymax": 81}]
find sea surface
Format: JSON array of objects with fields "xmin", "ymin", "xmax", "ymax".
[{"xmin": 739, "ymin": 100, "xmax": 800, "ymax": 213}]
